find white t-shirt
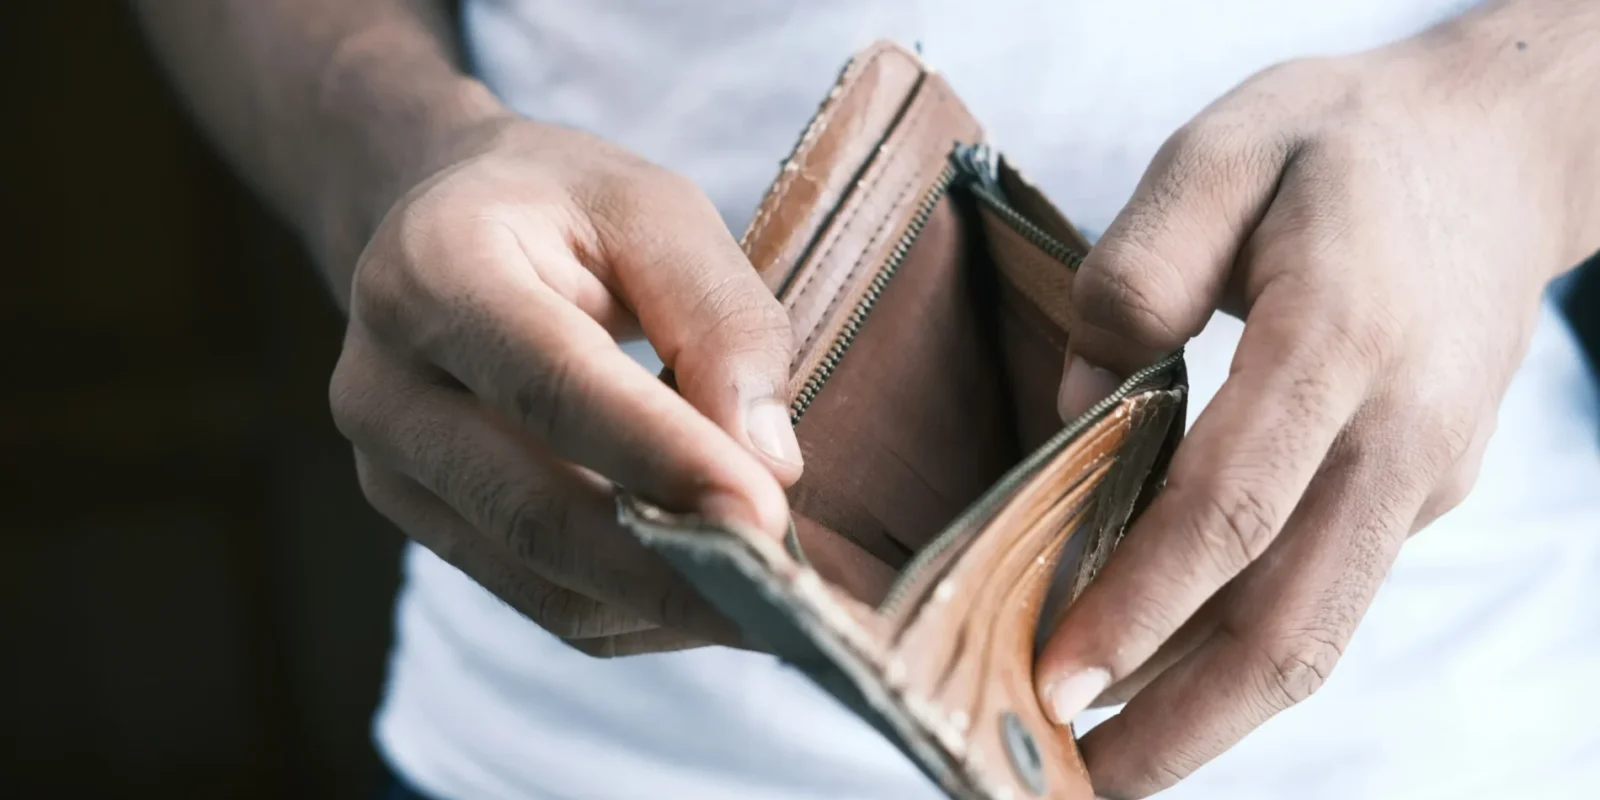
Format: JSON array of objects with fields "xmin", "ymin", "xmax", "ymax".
[{"xmin": 374, "ymin": 2, "xmax": 1600, "ymax": 798}]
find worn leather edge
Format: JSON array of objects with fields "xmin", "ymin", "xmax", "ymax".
[
  {"xmin": 739, "ymin": 41, "xmax": 927, "ymax": 293},
  {"xmin": 616, "ymin": 494, "xmax": 989, "ymax": 800},
  {"xmin": 1070, "ymin": 386, "xmax": 1186, "ymax": 604}
]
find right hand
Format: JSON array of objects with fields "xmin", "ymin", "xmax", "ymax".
[{"xmin": 330, "ymin": 117, "xmax": 811, "ymax": 656}]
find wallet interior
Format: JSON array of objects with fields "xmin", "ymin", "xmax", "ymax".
[
  {"xmin": 782, "ymin": 142, "xmax": 1101, "ymax": 602},
  {"xmin": 621, "ymin": 43, "xmax": 1186, "ymax": 800}
]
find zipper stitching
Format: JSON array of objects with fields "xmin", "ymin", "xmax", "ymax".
[
  {"xmin": 877, "ymin": 349, "xmax": 1184, "ymax": 616},
  {"xmin": 788, "ymin": 162, "xmax": 960, "ymax": 424}
]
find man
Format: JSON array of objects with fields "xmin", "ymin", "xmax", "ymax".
[{"xmin": 134, "ymin": 1, "xmax": 1600, "ymax": 798}]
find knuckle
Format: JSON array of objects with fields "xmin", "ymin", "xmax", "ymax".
[
  {"xmin": 498, "ymin": 483, "xmax": 575, "ymax": 570},
  {"xmin": 1431, "ymin": 411, "xmax": 1479, "ymax": 466},
  {"xmin": 1256, "ymin": 629, "xmax": 1343, "ymax": 708},
  {"xmin": 510, "ymin": 351, "xmax": 584, "ymax": 444},
  {"xmin": 348, "ymin": 255, "xmax": 406, "ymax": 336},
  {"xmin": 1385, "ymin": 402, "xmax": 1481, "ymax": 480},
  {"xmin": 1131, "ymin": 750, "xmax": 1207, "ymax": 798},
  {"xmin": 352, "ymin": 210, "xmax": 440, "ymax": 337},
  {"xmin": 1307, "ymin": 295, "xmax": 1401, "ymax": 374},
  {"xmin": 1423, "ymin": 470, "xmax": 1476, "ymax": 524},
  {"xmin": 528, "ymin": 588, "xmax": 600, "ymax": 639},
  {"xmin": 642, "ymin": 165, "xmax": 704, "ymax": 202},
  {"xmin": 352, "ymin": 453, "xmax": 391, "ymax": 511},
  {"xmin": 595, "ymin": 163, "xmax": 705, "ymax": 223},
  {"xmin": 327, "ymin": 354, "xmax": 370, "ymax": 445},
  {"xmin": 1076, "ymin": 241, "xmax": 1192, "ymax": 350},
  {"xmin": 688, "ymin": 276, "xmax": 793, "ymax": 360},
  {"xmin": 1190, "ymin": 478, "xmax": 1282, "ymax": 572},
  {"xmin": 1412, "ymin": 414, "xmax": 1486, "ymax": 523},
  {"xmin": 1159, "ymin": 119, "xmax": 1237, "ymax": 180},
  {"xmin": 652, "ymin": 583, "xmax": 707, "ymax": 633},
  {"xmin": 1159, "ymin": 114, "xmax": 1292, "ymax": 195},
  {"xmin": 697, "ymin": 273, "xmax": 788, "ymax": 339},
  {"xmin": 566, "ymin": 635, "xmax": 622, "ymax": 659}
]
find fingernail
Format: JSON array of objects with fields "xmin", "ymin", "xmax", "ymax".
[
  {"xmin": 1057, "ymin": 354, "xmax": 1120, "ymax": 421},
  {"xmin": 1043, "ymin": 667, "xmax": 1110, "ymax": 726},
  {"xmin": 746, "ymin": 399, "xmax": 803, "ymax": 469}
]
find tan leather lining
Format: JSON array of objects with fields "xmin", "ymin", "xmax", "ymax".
[{"xmin": 979, "ymin": 204, "xmax": 1079, "ymax": 334}]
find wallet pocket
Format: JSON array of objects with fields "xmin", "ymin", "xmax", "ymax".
[{"xmin": 778, "ymin": 142, "xmax": 1112, "ymax": 598}]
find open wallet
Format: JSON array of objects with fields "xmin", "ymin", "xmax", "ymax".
[{"xmin": 616, "ymin": 41, "xmax": 1188, "ymax": 800}]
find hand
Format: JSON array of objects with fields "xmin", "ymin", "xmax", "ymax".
[
  {"xmin": 330, "ymin": 117, "xmax": 816, "ymax": 656},
  {"xmin": 1037, "ymin": 5, "xmax": 1600, "ymax": 796}
]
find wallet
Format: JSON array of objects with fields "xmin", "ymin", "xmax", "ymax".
[{"xmin": 617, "ymin": 41, "xmax": 1188, "ymax": 800}]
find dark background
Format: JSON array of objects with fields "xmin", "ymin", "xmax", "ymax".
[
  {"xmin": 1, "ymin": 5, "xmax": 403, "ymax": 798},
  {"xmin": 1, "ymin": 4, "xmax": 1596, "ymax": 800}
]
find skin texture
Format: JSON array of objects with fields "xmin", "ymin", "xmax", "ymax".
[
  {"xmin": 1038, "ymin": 2, "xmax": 1600, "ymax": 796},
  {"xmin": 133, "ymin": 0, "xmax": 1599, "ymax": 791},
  {"xmin": 133, "ymin": 0, "xmax": 844, "ymax": 655}
]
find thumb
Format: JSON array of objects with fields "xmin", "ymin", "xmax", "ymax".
[
  {"xmin": 596, "ymin": 169, "xmax": 804, "ymax": 495},
  {"xmin": 1060, "ymin": 118, "xmax": 1293, "ymax": 419}
]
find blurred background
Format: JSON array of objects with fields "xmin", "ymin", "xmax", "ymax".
[
  {"xmin": 2, "ymin": 4, "xmax": 1596, "ymax": 800},
  {"xmin": 2, "ymin": 4, "xmax": 402, "ymax": 798}
]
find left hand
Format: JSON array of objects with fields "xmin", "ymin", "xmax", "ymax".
[{"xmin": 1035, "ymin": 2, "xmax": 1600, "ymax": 796}]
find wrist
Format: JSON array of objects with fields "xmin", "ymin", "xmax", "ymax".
[
  {"xmin": 1396, "ymin": 0, "xmax": 1600, "ymax": 272},
  {"xmin": 310, "ymin": 37, "xmax": 513, "ymax": 303}
]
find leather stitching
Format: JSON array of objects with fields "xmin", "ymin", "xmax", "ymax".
[
  {"xmin": 789, "ymin": 86, "xmax": 947, "ymax": 353},
  {"xmin": 793, "ymin": 170, "xmax": 920, "ymax": 351},
  {"xmin": 738, "ymin": 45, "xmax": 892, "ymax": 262}
]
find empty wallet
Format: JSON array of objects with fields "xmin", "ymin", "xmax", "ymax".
[{"xmin": 617, "ymin": 40, "xmax": 1188, "ymax": 800}]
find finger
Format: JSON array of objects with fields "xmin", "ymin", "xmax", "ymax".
[
  {"xmin": 498, "ymin": 219, "xmax": 643, "ymax": 340},
  {"xmin": 332, "ymin": 353, "xmax": 743, "ymax": 643},
  {"xmin": 584, "ymin": 169, "xmax": 804, "ymax": 484},
  {"xmin": 1059, "ymin": 112, "xmax": 1296, "ymax": 418},
  {"xmin": 567, "ymin": 628, "xmax": 721, "ymax": 658},
  {"xmin": 1414, "ymin": 411, "xmax": 1493, "ymax": 529},
  {"xmin": 353, "ymin": 453, "xmax": 656, "ymax": 640},
  {"xmin": 1037, "ymin": 269, "xmax": 1377, "ymax": 725},
  {"xmin": 361, "ymin": 215, "xmax": 790, "ymax": 535},
  {"xmin": 1080, "ymin": 431, "xmax": 1428, "ymax": 798},
  {"xmin": 1092, "ymin": 589, "xmax": 1227, "ymax": 709}
]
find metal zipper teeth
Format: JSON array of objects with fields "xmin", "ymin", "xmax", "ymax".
[
  {"xmin": 788, "ymin": 162, "xmax": 961, "ymax": 424},
  {"xmin": 877, "ymin": 349, "xmax": 1185, "ymax": 616},
  {"xmin": 949, "ymin": 141, "xmax": 1083, "ymax": 270},
  {"xmin": 969, "ymin": 185, "xmax": 1084, "ymax": 269}
]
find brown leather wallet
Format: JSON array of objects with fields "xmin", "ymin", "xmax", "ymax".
[{"xmin": 617, "ymin": 41, "xmax": 1188, "ymax": 800}]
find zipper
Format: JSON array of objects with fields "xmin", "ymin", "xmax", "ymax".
[
  {"xmin": 788, "ymin": 161, "xmax": 960, "ymax": 424},
  {"xmin": 877, "ymin": 349, "xmax": 1184, "ymax": 617},
  {"xmin": 950, "ymin": 143, "xmax": 1084, "ymax": 270},
  {"xmin": 776, "ymin": 139, "xmax": 1181, "ymax": 615}
]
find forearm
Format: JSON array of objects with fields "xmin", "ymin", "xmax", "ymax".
[
  {"xmin": 1407, "ymin": 0, "xmax": 1600, "ymax": 270},
  {"xmin": 132, "ymin": 0, "xmax": 508, "ymax": 306}
]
